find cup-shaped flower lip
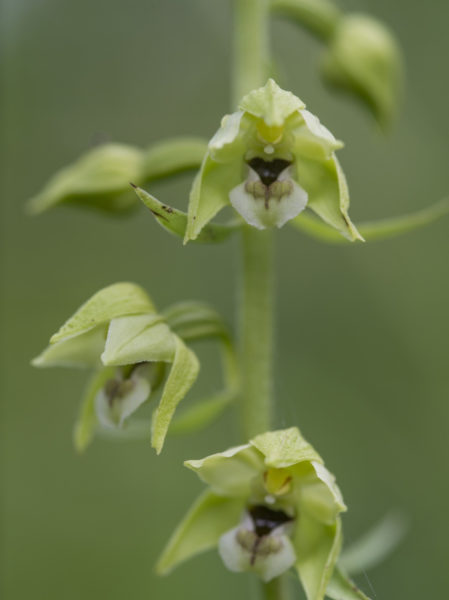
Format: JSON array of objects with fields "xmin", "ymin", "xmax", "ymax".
[{"xmin": 185, "ymin": 427, "xmax": 346, "ymax": 522}]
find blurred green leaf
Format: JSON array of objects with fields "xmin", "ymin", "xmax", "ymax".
[
  {"xmin": 134, "ymin": 184, "xmax": 239, "ymax": 243},
  {"xmin": 163, "ymin": 301, "xmax": 230, "ymax": 341},
  {"xmin": 340, "ymin": 512, "xmax": 407, "ymax": 575},
  {"xmin": 291, "ymin": 197, "xmax": 449, "ymax": 243},
  {"xmin": 141, "ymin": 137, "xmax": 207, "ymax": 181}
]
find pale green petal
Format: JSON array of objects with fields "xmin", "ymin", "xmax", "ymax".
[
  {"xmin": 340, "ymin": 512, "xmax": 407, "ymax": 576},
  {"xmin": 169, "ymin": 390, "xmax": 237, "ymax": 435},
  {"xmin": 250, "ymin": 427, "xmax": 323, "ymax": 469},
  {"xmin": 134, "ymin": 185, "xmax": 239, "ymax": 243},
  {"xmin": 208, "ymin": 112, "xmax": 247, "ymax": 162},
  {"xmin": 185, "ymin": 444, "xmax": 263, "ymax": 497},
  {"xmin": 239, "ymin": 79, "xmax": 305, "ymax": 126},
  {"xmin": 156, "ymin": 491, "xmax": 244, "ymax": 575},
  {"xmin": 297, "ymin": 462, "xmax": 346, "ymax": 524},
  {"xmin": 295, "ymin": 515, "xmax": 342, "ymax": 600},
  {"xmin": 296, "ymin": 154, "xmax": 362, "ymax": 241},
  {"xmin": 32, "ymin": 325, "xmax": 107, "ymax": 368},
  {"xmin": 293, "ymin": 109, "xmax": 343, "ymax": 160},
  {"xmin": 151, "ymin": 336, "xmax": 200, "ymax": 453},
  {"xmin": 291, "ymin": 197, "xmax": 449, "ymax": 244},
  {"xmin": 50, "ymin": 282, "xmax": 155, "ymax": 344},
  {"xmin": 141, "ymin": 137, "xmax": 208, "ymax": 181},
  {"xmin": 73, "ymin": 367, "xmax": 115, "ymax": 452},
  {"xmin": 101, "ymin": 314, "xmax": 175, "ymax": 366},
  {"xmin": 185, "ymin": 153, "xmax": 241, "ymax": 242},
  {"xmin": 27, "ymin": 144, "xmax": 143, "ymax": 215},
  {"xmin": 326, "ymin": 568, "xmax": 370, "ymax": 600}
]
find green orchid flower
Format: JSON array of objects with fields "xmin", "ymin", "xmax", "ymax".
[
  {"xmin": 185, "ymin": 79, "xmax": 361, "ymax": 243},
  {"xmin": 32, "ymin": 282, "xmax": 199, "ymax": 454},
  {"xmin": 157, "ymin": 427, "xmax": 363, "ymax": 599}
]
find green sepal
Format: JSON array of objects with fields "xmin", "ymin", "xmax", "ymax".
[
  {"xmin": 292, "ymin": 197, "xmax": 449, "ymax": 244},
  {"xmin": 27, "ymin": 144, "xmax": 143, "ymax": 215},
  {"xmin": 133, "ymin": 184, "xmax": 239, "ymax": 243},
  {"xmin": 295, "ymin": 515, "xmax": 342, "ymax": 600},
  {"xmin": 151, "ymin": 336, "xmax": 200, "ymax": 454},
  {"xmin": 239, "ymin": 78, "xmax": 305, "ymax": 126},
  {"xmin": 156, "ymin": 491, "xmax": 244, "ymax": 575},
  {"xmin": 51, "ymin": 283, "xmax": 155, "ymax": 344},
  {"xmin": 73, "ymin": 367, "xmax": 115, "ymax": 452},
  {"xmin": 101, "ymin": 314, "xmax": 175, "ymax": 366},
  {"xmin": 168, "ymin": 390, "xmax": 237, "ymax": 435},
  {"xmin": 251, "ymin": 427, "xmax": 323, "ymax": 468},
  {"xmin": 340, "ymin": 512, "xmax": 407, "ymax": 576},
  {"xmin": 185, "ymin": 154, "xmax": 242, "ymax": 243},
  {"xmin": 141, "ymin": 137, "xmax": 208, "ymax": 182},
  {"xmin": 32, "ymin": 325, "xmax": 106, "ymax": 369},
  {"xmin": 326, "ymin": 567, "xmax": 370, "ymax": 600}
]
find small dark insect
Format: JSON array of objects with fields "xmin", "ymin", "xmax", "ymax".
[
  {"xmin": 248, "ymin": 504, "xmax": 293, "ymax": 537},
  {"xmin": 247, "ymin": 157, "xmax": 291, "ymax": 187}
]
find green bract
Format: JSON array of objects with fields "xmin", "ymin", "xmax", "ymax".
[
  {"xmin": 322, "ymin": 14, "xmax": 402, "ymax": 127},
  {"xmin": 158, "ymin": 427, "xmax": 348, "ymax": 599},
  {"xmin": 185, "ymin": 79, "xmax": 361, "ymax": 242},
  {"xmin": 32, "ymin": 282, "xmax": 199, "ymax": 454}
]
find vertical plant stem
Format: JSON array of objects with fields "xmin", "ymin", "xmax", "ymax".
[
  {"xmin": 233, "ymin": 2, "xmax": 288, "ymax": 599},
  {"xmin": 240, "ymin": 226, "xmax": 274, "ymax": 438}
]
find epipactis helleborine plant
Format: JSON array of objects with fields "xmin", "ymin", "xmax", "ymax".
[
  {"xmin": 158, "ymin": 427, "xmax": 346, "ymax": 600},
  {"xmin": 32, "ymin": 282, "xmax": 199, "ymax": 454},
  {"xmin": 185, "ymin": 79, "xmax": 362, "ymax": 243}
]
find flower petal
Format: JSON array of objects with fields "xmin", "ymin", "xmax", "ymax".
[
  {"xmin": 296, "ymin": 461, "xmax": 346, "ymax": 524},
  {"xmin": 185, "ymin": 444, "xmax": 263, "ymax": 497},
  {"xmin": 293, "ymin": 109, "xmax": 343, "ymax": 160},
  {"xmin": 229, "ymin": 174, "xmax": 308, "ymax": 229},
  {"xmin": 95, "ymin": 372, "xmax": 151, "ymax": 428},
  {"xmin": 101, "ymin": 314, "xmax": 176, "ymax": 366},
  {"xmin": 151, "ymin": 336, "xmax": 200, "ymax": 453},
  {"xmin": 239, "ymin": 79, "xmax": 305, "ymax": 127},
  {"xmin": 295, "ymin": 154, "xmax": 362, "ymax": 241},
  {"xmin": 156, "ymin": 491, "xmax": 244, "ymax": 575},
  {"xmin": 294, "ymin": 514, "xmax": 342, "ymax": 600},
  {"xmin": 208, "ymin": 111, "xmax": 246, "ymax": 162},
  {"xmin": 219, "ymin": 526, "xmax": 296, "ymax": 582},
  {"xmin": 250, "ymin": 427, "xmax": 323, "ymax": 469},
  {"xmin": 50, "ymin": 282, "xmax": 155, "ymax": 344}
]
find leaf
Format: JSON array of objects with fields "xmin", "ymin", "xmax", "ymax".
[
  {"xmin": 141, "ymin": 137, "xmax": 208, "ymax": 181},
  {"xmin": 156, "ymin": 491, "xmax": 244, "ymax": 575},
  {"xmin": 326, "ymin": 567, "xmax": 370, "ymax": 600},
  {"xmin": 168, "ymin": 390, "xmax": 237, "ymax": 435},
  {"xmin": 340, "ymin": 512, "xmax": 407, "ymax": 575},
  {"xmin": 73, "ymin": 367, "xmax": 115, "ymax": 452},
  {"xmin": 133, "ymin": 184, "xmax": 239, "ymax": 243},
  {"xmin": 50, "ymin": 282, "xmax": 155, "ymax": 344},
  {"xmin": 291, "ymin": 197, "xmax": 449, "ymax": 244},
  {"xmin": 151, "ymin": 336, "xmax": 200, "ymax": 454}
]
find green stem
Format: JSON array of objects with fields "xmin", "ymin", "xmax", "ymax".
[
  {"xmin": 233, "ymin": 2, "xmax": 287, "ymax": 598},
  {"xmin": 240, "ymin": 226, "xmax": 275, "ymax": 438},
  {"xmin": 262, "ymin": 577, "xmax": 291, "ymax": 600},
  {"xmin": 270, "ymin": 0, "xmax": 341, "ymax": 40}
]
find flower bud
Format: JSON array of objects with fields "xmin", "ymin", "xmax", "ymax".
[{"xmin": 321, "ymin": 14, "xmax": 403, "ymax": 127}]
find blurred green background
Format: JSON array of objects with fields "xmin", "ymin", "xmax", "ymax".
[{"xmin": 2, "ymin": 0, "xmax": 449, "ymax": 598}]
